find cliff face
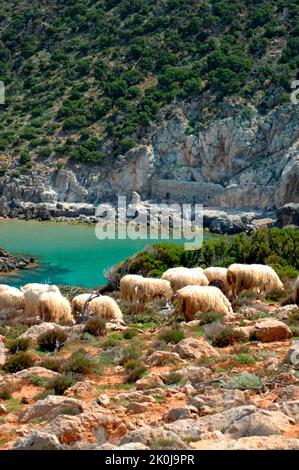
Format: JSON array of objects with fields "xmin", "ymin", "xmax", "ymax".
[{"xmin": 0, "ymin": 101, "xmax": 298, "ymax": 216}]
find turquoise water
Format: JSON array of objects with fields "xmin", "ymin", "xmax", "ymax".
[{"xmin": 0, "ymin": 220, "xmax": 216, "ymax": 288}]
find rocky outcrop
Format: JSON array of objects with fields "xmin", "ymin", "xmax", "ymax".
[
  {"xmin": 0, "ymin": 102, "xmax": 298, "ymax": 227},
  {"xmin": 0, "ymin": 248, "xmax": 33, "ymax": 273}
]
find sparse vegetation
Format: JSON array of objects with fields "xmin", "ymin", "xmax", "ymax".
[
  {"xmin": 46, "ymin": 373, "xmax": 76, "ymax": 395},
  {"xmin": 3, "ymin": 351, "xmax": 35, "ymax": 373},
  {"xmin": 204, "ymin": 322, "xmax": 246, "ymax": 347},
  {"xmin": 64, "ymin": 349, "xmax": 101, "ymax": 376},
  {"xmin": 83, "ymin": 318, "xmax": 107, "ymax": 337},
  {"xmin": 7, "ymin": 337, "xmax": 30, "ymax": 353},
  {"xmin": 158, "ymin": 326, "xmax": 185, "ymax": 344},
  {"xmin": 37, "ymin": 328, "xmax": 69, "ymax": 352}
]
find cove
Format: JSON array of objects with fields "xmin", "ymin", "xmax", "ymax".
[{"xmin": 0, "ymin": 219, "xmax": 218, "ymax": 288}]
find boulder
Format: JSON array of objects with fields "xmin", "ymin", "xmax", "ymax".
[
  {"xmin": 193, "ymin": 436, "xmax": 299, "ymax": 450},
  {"xmin": 276, "ymin": 203, "xmax": 299, "ymax": 228},
  {"xmin": 127, "ymin": 402, "xmax": 148, "ymax": 414},
  {"xmin": 253, "ymin": 318, "xmax": 292, "ymax": 342},
  {"xmin": 164, "ymin": 366, "xmax": 211, "ymax": 385},
  {"xmin": 136, "ymin": 374, "xmax": 165, "ymax": 390},
  {"xmin": 13, "ymin": 431, "xmax": 64, "ymax": 450},
  {"xmin": 225, "ymin": 409, "xmax": 294, "ymax": 438},
  {"xmin": 173, "ymin": 337, "xmax": 220, "ymax": 360},
  {"xmin": 19, "ymin": 323, "xmax": 84, "ymax": 342},
  {"xmin": 20, "ymin": 395, "xmax": 85, "ymax": 423},
  {"xmin": 145, "ymin": 351, "xmax": 184, "ymax": 366},
  {"xmin": 120, "ymin": 426, "xmax": 188, "ymax": 450},
  {"xmin": 287, "ymin": 340, "xmax": 299, "ymax": 368},
  {"xmin": 162, "ymin": 406, "xmax": 198, "ymax": 423},
  {"xmin": 43, "ymin": 411, "xmax": 127, "ymax": 445}
]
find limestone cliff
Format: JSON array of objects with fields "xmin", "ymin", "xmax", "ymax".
[{"xmin": 0, "ymin": 101, "xmax": 298, "ymax": 218}]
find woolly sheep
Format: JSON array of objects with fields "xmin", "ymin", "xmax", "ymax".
[
  {"xmin": 23, "ymin": 284, "xmax": 61, "ymax": 316},
  {"xmin": 203, "ymin": 267, "xmax": 230, "ymax": 294},
  {"xmin": 162, "ymin": 268, "xmax": 208, "ymax": 293},
  {"xmin": 0, "ymin": 284, "xmax": 21, "ymax": 294},
  {"xmin": 21, "ymin": 283, "xmax": 60, "ymax": 294},
  {"xmin": 71, "ymin": 293, "xmax": 95, "ymax": 317},
  {"xmin": 227, "ymin": 263, "xmax": 284, "ymax": 298},
  {"xmin": 84, "ymin": 295, "xmax": 124, "ymax": 322},
  {"xmin": 173, "ymin": 285, "xmax": 233, "ymax": 322},
  {"xmin": 134, "ymin": 277, "xmax": 173, "ymax": 304},
  {"xmin": 295, "ymin": 275, "xmax": 299, "ymax": 306},
  {"xmin": 38, "ymin": 292, "xmax": 74, "ymax": 325},
  {"xmin": 0, "ymin": 289, "xmax": 25, "ymax": 312},
  {"xmin": 120, "ymin": 275, "xmax": 144, "ymax": 302}
]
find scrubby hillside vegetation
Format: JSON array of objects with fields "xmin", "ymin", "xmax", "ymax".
[
  {"xmin": 0, "ymin": 0, "xmax": 298, "ymax": 172},
  {"xmin": 107, "ymin": 228, "xmax": 299, "ymax": 287}
]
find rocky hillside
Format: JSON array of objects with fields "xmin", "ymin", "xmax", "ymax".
[
  {"xmin": 0, "ymin": 0, "xmax": 298, "ymax": 215},
  {"xmin": 0, "ymin": 298, "xmax": 299, "ymax": 450}
]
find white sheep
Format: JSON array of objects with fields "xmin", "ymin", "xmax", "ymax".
[
  {"xmin": 173, "ymin": 285, "xmax": 233, "ymax": 322},
  {"xmin": 227, "ymin": 263, "xmax": 284, "ymax": 298},
  {"xmin": 38, "ymin": 292, "xmax": 74, "ymax": 325},
  {"xmin": 0, "ymin": 288, "xmax": 25, "ymax": 312}
]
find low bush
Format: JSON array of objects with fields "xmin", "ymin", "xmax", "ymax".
[
  {"xmin": 64, "ymin": 349, "xmax": 100, "ymax": 375},
  {"xmin": 0, "ymin": 383, "xmax": 14, "ymax": 400},
  {"xmin": 125, "ymin": 362, "xmax": 147, "ymax": 383},
  {"xmin": 83, "ymin": 318, "xmax": 107, "ymax": 337},
  {"xmin": 7, "ymin": 337, "xmax": 31, "ymax": 353},
  {"xmin": 37, "ymin": 328, "xmax": 69, "ymax": 352},
  {"xmin": 39, "ymin": 356, "xmax": 65, "ymax": 372},
  {"xmin": 46, "ymin": 373, "xmax": 76, "ymax": 395},
  {"xmin": 204, "ymin": 322, "xmax": 246, "ymax": 347},
  {"xmin": 4, "ymin": 351, "xmax": 35, "ymax": 373},
  {"xmin": 158, "ymin": 326, "xmax": 185, "ymax": 344},
  {"xmin": 123, "ymin": 329, "xmax": 138, "ymax": 340},
  {"xmin": 199, "ymin": 311, "xmax": 225, "ymax": 325}
]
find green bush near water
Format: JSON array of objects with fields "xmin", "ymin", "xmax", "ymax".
[{"xmin": 108, "ymin": 228, "xmax": 299, "ymax": 286}]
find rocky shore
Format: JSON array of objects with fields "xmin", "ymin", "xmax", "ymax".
[
  {"xmin": 0, "ymin": 248, "xmax": 34, "ymax": 274},
  {"xmin": 1, "ymin": 194, "xmax": 298, "ymax": 235}
]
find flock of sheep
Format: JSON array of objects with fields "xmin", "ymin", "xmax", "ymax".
[
  {"xmin": 0, "ymin": 264, "xmax": 299, "ymax": 325},
  {"xmin": 0, "ymin": 263, "xmax": 295, "ymax": 326}
]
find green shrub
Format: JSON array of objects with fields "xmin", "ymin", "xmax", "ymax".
[
  {"xmin": 199, "ymin": 311, "xmax": 225, "ymax": 325},
  {"xmin": 236, "ymin": 353, "xmax": 256, "ymax": 365},
  {"xmin": 123, "ymin": 329, "xmax": 138, "ymax": 340},
  {"xmin": 124, "ymin": 359, "xmax": 144, "ymax": 371},
  {"xmin": 223, "ymin": 372, "xmax": 263, "ymax": 390},
  {"xmin": 125, "ymin": 363, "xmax": 147, "ymax": 383},
  {"xmin": 163, "ymin": 372, "xmax": 186, "ymax": 386},
  {"xmin": 31, "ymin": 375, "xmax": 45, "ymax": 387},
  {"xmin": 83, "ymin": 318, "xmax": 107, "ymax": 337},
  {"xmin": 265, "ymin": 288, "xmax": 285, "ymax": 302},
  {"xmin": 37, "ymin": 328, "xmax": 69, "ymax": 352},
  {"xmin": 204, "ymin": 322, "xmax": 246, "ymax": 347},
  {"xmin": 0, "ymin": 384, "xmax": 14, "ymax": 400},
  {"xmin": 7, "ymin": 337, "xmax": 30, "ymax": 353},
  {"xmin": 288, "ymin": 309, "xmax": 299, "ymax": 325},
  {"xmin": 64, "ymin": 349, "xmax": 100, "ymax": 375},
  {"xmin": 101, "ymin": 337, "xmax": 119, "ymax": 349},
  {"xmin": 46, "ymin": 373, "xmax": 76, "ymax": 395},
  {"xmin": 158, "ymin": 326, "xmax": 185, "ymax": 344},
  {"xmin": 119, "ymin": 341, "xmax": 143, "ymax": 365},
  {"xmin": 39, "ymin": 356, "xmax": 65, "ymax": 372},
  {"xmin": 4, "ymin": 351, "xmax": 35, "ymax": 373}
]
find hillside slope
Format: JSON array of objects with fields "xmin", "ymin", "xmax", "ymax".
[{"xmin": 0, "ymin": 0, "xmax": 298, "ymax": 213}]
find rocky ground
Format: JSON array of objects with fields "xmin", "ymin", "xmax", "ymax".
[
  {"xmin": 0, "ymin": 294, "xmax": 299, "ymax": 451},
  {"xmin": 0, "ymin": 248, "xmax": 34, "ymax": 274}
]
